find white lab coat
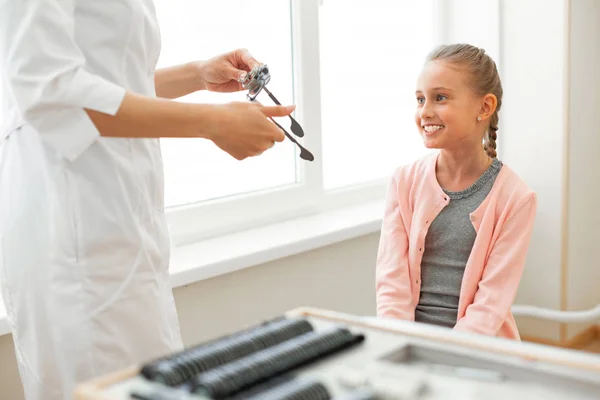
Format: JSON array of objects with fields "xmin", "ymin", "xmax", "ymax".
[{"xmin": 0, "ymin": 1, "xmax": 183, "ymax": 399}]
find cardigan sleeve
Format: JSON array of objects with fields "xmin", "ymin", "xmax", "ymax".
[
  {"xmin": 454, "ymin": 192, "xmax": 537, "ymax": 336},
  {"xmin": 375, "ymin": 171, "xmax": 415, "ymax": 320}
]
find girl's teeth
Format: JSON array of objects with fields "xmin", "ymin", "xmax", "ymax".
[{"xmin": 424, "ymin": 125, "xmax": 443, "ymax": 133}]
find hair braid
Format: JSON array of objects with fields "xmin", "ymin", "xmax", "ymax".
[{"xmin": 484, "ymin": 126, "xmax": 498, "ymax": 158}]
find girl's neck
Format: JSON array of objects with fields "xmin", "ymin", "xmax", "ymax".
[{"xmin": 436, "ymin": 147, "xmax": 492, "ymax": 192}]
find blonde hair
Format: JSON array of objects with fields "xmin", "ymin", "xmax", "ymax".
[{"xmin": 426, "ymin": 44, "xmax": 502, "ymax": 158}]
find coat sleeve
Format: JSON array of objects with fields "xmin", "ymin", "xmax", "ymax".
[
  {"xmin": 375, "ymin": 171, "xmax": 415, "ymax": 320},
  {"xmin": 454, "ymin": 192, "xmax": 538, "ymax": 336},
  {"xmin": 0, "ymin": 0, "xmax": 126, "ymax": 162}
]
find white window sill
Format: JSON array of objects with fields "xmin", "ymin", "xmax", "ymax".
[{"xmin": 0, "ymin": 200, "xmax": 384, "ymax": 337}]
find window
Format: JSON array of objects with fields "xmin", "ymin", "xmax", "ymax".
[
  {"xmin": 155, "ymin": 0, "xmax": 446, "ymax": 245},
  {"xmin": 319, "ymin": 1, "xmax": 435, "ymax": 189},
  {"xmin": 154, "ymin": 0, "xmax": 298, "ymax": 208}
]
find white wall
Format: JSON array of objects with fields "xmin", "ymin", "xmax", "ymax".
[
  {"xmin": 566, "ymin": 0, "xmax": 600, "ymax": 339},
  {"xmin": 499, "ymin": 0, "xmax": 567, "ymax": 341},
  {"xmin": 439, "ymin": 0, "xmax": 500, "ymax": 63},
  {"xmin": 500, "ymin": 0, "xmax": 600, "ymax": 341}
]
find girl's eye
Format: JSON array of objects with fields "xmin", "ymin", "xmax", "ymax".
[
  {"xmin": 417, "ymin": 97, "xmax": 425, "ymax": 104},
  {"xmin": 436, "ymin": 94, "xmax": 447, "ymax": 101}
]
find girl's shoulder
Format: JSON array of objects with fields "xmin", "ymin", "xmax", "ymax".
[
  {"xmin": 496, "ymin": 163, "xmax": 534, "ymax": 191},
  {"xmin": 491, "ymin": 162, "xmax": 537, "ymax": 210},
  {"xmin": 391, "ymin": 151, "xmax": 438, "ymax": 187}
]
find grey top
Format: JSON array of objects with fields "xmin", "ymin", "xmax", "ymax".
[{"xmin": 415, "ymin": 158, "xmax": 503, "ymax": 328}]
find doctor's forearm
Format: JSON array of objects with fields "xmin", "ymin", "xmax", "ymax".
[
  {"xmin": 154, "ymin": 62, "xmax": 205, "ymax": 99},
  {"xmin": 85, "ymin": 91, "xmax": 215, "ymax": 139}
]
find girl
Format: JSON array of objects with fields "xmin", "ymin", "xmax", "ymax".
[{"xmin": 375, "ymin": 43, "xmax": 537, "ymax": 340}]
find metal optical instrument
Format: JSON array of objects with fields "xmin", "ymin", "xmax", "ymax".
[{"xmin": 239, "ymin": 64, "xmax": 314, "ymax": 162}]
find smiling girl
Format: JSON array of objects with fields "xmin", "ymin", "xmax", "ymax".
[{"xmin": 375, "ymin": 44, "xmax": 537, "ymax": 340}]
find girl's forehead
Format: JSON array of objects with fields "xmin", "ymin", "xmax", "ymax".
[{"xmin": 417, "ymin": 61, "xmax": 468, "ymax": 91}]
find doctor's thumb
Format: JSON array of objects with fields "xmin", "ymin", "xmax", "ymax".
[
  {"xmin": 260, "ymin": 105, "xmax": 296, "ymax": 118},
  {"xmin": 228, "ymin": 68, "xmax": 247, "ymax": 82}
]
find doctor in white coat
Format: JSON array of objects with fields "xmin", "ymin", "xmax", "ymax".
[{"xmin": 0, "ymin": 1, "xmax": 294, "ymax": 399}]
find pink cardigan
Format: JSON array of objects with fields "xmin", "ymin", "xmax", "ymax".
[{"xmin": 376, "ymin": 152, "xmax": 537, "ymax": 340}]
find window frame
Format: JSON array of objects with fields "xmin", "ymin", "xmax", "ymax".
[{"xmin": 165, "ymin": 0, "xmax": 496, "ymax": 247}]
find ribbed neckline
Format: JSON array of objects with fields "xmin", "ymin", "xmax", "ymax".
[{"xmin": 443, "ymin": 158, "xmax": 503, "ymax": 200}]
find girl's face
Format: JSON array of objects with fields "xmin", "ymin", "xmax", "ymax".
[{"xmin": 414, "ymin": 61, "xmax": 484, "ymax": 151}]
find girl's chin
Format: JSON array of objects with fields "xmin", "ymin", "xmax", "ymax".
[
  {"xmin": 421, "ymin": 137, "xmax": 443, "ymax": 149},
  {"xmin": 420, "ymin": 129, "xmax": 445, "ymax": 148}
]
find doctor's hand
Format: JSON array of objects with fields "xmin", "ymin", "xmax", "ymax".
[
  {"xmin": 197, "ymin": 48, "xmax": 261, "ymax": 93},
  {"xmin": 207, "ymin": 102, "xmax": 293, "ymax": 160}
]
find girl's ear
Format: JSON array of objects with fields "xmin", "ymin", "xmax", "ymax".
[{"xmin": 479, "ymin": 93, "xmax": 498, "ymax": 121}]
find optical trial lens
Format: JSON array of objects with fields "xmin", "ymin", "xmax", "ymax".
[{"xmin": 238, "ymin": 64, "xmax": 314, "ymax": 162}]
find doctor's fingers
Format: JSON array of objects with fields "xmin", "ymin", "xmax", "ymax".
[
  {"xmin": 259, "ymin": 105, "xmax": 296, "ymax": 144},
  {"xmin": 252, "ymin": 134, "xmax": 279, "ymax": 153},
  {"xmin": 233, "ymin": 48, "xmax": 260, "ymax": 71},
  {"xmin": 259, "ymin": 104, "xmax": 296, "ymax": 119},
  {"xmin": 235, "ymin": 138, "xmax": 275, "ymax": 160},
  {"xmin": 263, "ymin": 121, "xmax": 285, "ymax": 144}
]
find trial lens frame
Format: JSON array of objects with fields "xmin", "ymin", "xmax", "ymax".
[{"xmin": 239, "ymin": 64, "xmax": 314, "ymax": 162}]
